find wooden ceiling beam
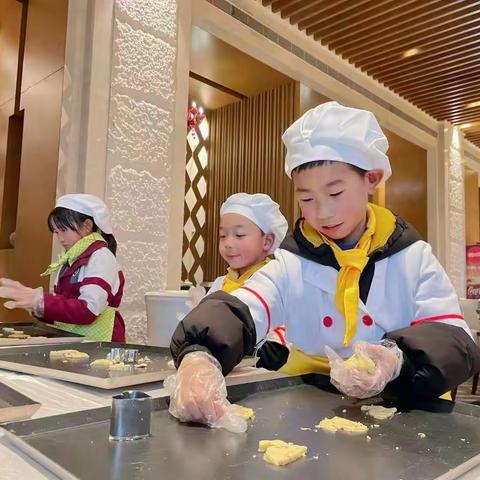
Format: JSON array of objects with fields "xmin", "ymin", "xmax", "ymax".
[
  {"xmin": 271, "ymin": 0, "xmax": 303, "ymax": 13},
  {"xmin": 431, "ymin": 107, "xmax": 480, "ymax": 121},
  {"xmin": 338, "ymin": 7, "xmax": 480, "ymax": 59},
  {"xmin": 395, "ymin": 71, "xmax": 479, "ymax": 96},
  {"xmin": 328, "ymin": 0, "xmax": 475, "ymax": 50},
  {"xmin": 440, "ymin": 111, "xmax": 480, "ymax": 123},
  {"xmin": 359, "ymin": 29, "xmax": 480, "ymax": 71},
  {"xmin": 415, "ymin": 90, "xmax": 480, "ymax": 110},
  {"xmin": 306, "ymin": 0, "xmax": 403, "ymax": 38},
  {"xmin": 367, "ymin": 43, "xmax": 480, "ymax": 78},
  {"xmin": 298, "ymin": 0, "xmax": 362, "ymax": 30},
  {"xmin": 317, "ymin": 0, "xmax": 442, "ymax": 44},
  {"xmin": 262, "ymin": 0, "xmax": 276, "ymax": 6},
  {"xmin": 286, "ymin": 0, "xmax": 326, "ymax": 24},
  {"xmin": 376, "ymin": 51, "xmax": 480, "ymax": 84},
  {"xmin": 408, "ymin": 79, "xmax": 480, "ymax": 102},
  {"xmin": 387, "ymin": 64, "xmax": 479, "ymax": 91}
]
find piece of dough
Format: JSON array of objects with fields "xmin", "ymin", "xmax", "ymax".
[
  {"xmin": 90, "ymin": 358, "xmax": 111, "ymax": 368},
  {"xmin": 361, "ymin": 405, "xmax": 397, "ymax": 420},
  {"xmin": 8, "ymin": 333, "xmax": 30, "ymax": 339},
  {"xmin": 108, "ymin": 362, "xmax": 131, "ymax": 371},
  {"xmin": 343, "ymin": 353, "xmax": 375, "ymax": 373},
  {"xmin": 167, "ymin": 359, "xmax": 175, "ymax": 369},
  {"xmin": 2, "ymin": 328, "xmax": 15, "ymax": 333},
  {"xmin": 317, "ymin": 416, "xmax": 368, "ymax": 434},
  {"xmin": 231, "ymin": 404, "xmax": 255, "ymax": 420},
  {"xmin": 49, "ymin": 350, "xmax": 90, "ymax": 362},
  {"xmin": 258, "ymin": 440, "xmax": 307, "ymax": 466}
]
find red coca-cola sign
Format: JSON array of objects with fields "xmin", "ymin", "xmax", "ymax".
[{"xmin": 466, "ymin": 245, "xmax": 480, "ymax": 299}]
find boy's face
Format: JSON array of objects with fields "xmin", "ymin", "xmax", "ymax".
[
  {"xmin": 219, "ymin": 213, "xmax": 274, "ymax": 274},
  {"xmin": 292, "ymin": 162, "xmax": 382, "ymax": 244}
]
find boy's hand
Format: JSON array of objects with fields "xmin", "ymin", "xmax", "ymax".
[
  {"xmin": 165, "ymin": 351, "xmax": 247, "ymax": 433},
  {"xmin": 326, "ymin": 340, "xmax": 403, "ymax": 399}
]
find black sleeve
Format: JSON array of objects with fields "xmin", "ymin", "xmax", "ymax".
[
  {"xmin": 170, "ymin": 291, "xmax": 256, "ymax": 375},
  {"xmin": 256, "ymin": 341, "xmax": 289, "ymax": 371},
  {"xmin": 384, "ymin": 322, "xmax": 480, "ymax": 401}
]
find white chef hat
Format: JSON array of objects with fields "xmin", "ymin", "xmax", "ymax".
[
  {"xmin": 282, "ymin": 101, "xmax": 391, "ymax": 182},
  {"xmin": 220, "ymin": 193, "xmax": 288, "ymax": 254},
  {"xmin": 56, "ymin": 194, "xmax": 113, "ymax": 234}
]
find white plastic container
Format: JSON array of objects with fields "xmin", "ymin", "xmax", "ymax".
[{"xmin": 145, "ymin": 291, "xmax": 191, "ymax": 347}]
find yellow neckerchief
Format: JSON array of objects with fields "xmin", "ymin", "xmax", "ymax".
[
  {"xmin": 300, "ymin": 203, "xmax": 396, "ymax": 347},
  {"xmin": 221, "ymin": 257, "xmax": 272, "ymax": 293},
  {"xmin": 41, "ymin": 232, "xmax": 105, "ymax": 277}
]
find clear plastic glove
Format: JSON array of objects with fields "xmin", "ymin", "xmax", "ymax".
[
  {"xmin": 325, "ymin": 340, "xmax": 403, "ymax": 399},
  {"xmin": 0, "ymin": 278, "xmax": 43, "ymax": 313},
  {"xmin": 186, "ymin": 286, "xmax": 206, "ymax": 310},
  {"xmin": 164, "ymin": 351, "xmax": 247, "ymax": 433}
]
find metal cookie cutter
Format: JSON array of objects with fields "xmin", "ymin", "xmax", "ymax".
[
  {"xmin": 109, "ymin": 390, "xmax": 152, "ymax": 441},
  {"xmin": 109, "ymin": 348, "xmax": 139, "ymax": 364}
]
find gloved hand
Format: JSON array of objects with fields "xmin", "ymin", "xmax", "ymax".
[
  {"xmin": 0, "ymin": 278, "xmax": 43, "ymax": 313},
  {"xmin": 186, "ymin": 286, "xmax": 206, "ymax": 310},
  {"xmin": 164, "ymin": 351, "xmax": 247, "ymax": 433},
  {"xmin": 325, "ymin": 340, "xmax": 403, "ymax": 399}
]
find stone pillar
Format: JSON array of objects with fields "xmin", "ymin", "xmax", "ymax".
[
  {"xmin": 442, "ymin": 123, "xmax": 466, "ymax": 297},
  {"xmin": 104, "ymin": 0, "xmax": 190, "ymax": 343}
]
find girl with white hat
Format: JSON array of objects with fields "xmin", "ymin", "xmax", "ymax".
[{"xmin": 0, "ymin": 194, "xmax": 125, "ymax": 342}]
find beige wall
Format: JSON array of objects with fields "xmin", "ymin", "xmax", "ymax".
[
  {"xmin": 0, "ymin": 0, "xmax": 67, "ymax": 321},
  {"xmin": 465, "ymin": 168, "xmax": 480, "ymax": 245}
]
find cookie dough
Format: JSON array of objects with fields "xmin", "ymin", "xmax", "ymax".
[
  {"xmin": 167, "ymin": 359, "xmax": 175, "ymax": 369},
  {"xmin": 258, "ymin": 440, "xmax": 307, "ymax": 466},
  {"xmin": 8, "ymin": 333, "xmax": 30, "ymax": 339},
  {"xmin": 90, "ymin": 358, "xmax": 131, "ymax": 371},
  {"xmin": 343, "ymin": 353, "xmax": 375, "ymax": 373},
  {"xmin": 317, "ymin": 416, "xmax": 368, "ymax": 434},
  {"xmin": 90, "ymin": 359, "xmax": 111, "ymax": 368},
  {"xmin": 231, "ymin": 404, "xmax": 255, "ymax": 420},
  {"xmin": 361, "ymin": 405, "xmax": 397, "ymax": 420},
  {"xmin": 50, "ymin": 350, "xmax": 90, "ymax": 362}
]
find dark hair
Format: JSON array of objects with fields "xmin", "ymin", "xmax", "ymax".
[
  {"xmin": 291, "ymin": 160, "xmax": 367, "ymax": 177},
  {"xmin": 48, "ymin": 207, "xmax": 117, "ymax": 255}
]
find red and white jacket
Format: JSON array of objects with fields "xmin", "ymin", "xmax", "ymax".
[{"xmin": 42, "ymin": 241, "xmax": 125, "ymax": 342}]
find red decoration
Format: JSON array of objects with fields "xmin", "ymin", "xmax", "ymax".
[
  {"xmin": 362, "ymin": 315, "xmax": 373, "ymax": 326},
  {"xmin": 187, "ymin": 102, "xmax": 205, "ymax": 132}
]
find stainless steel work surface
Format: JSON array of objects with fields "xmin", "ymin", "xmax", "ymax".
[
  {"xmin": 3, "ymin": 376, "xmax": 480, "ymax": 480},
  {"xmin": 0, "ymin": 382, "xmax": 40, "ymax": 423},
  {"xmin": 0, "ymin": 323, "xmax": 83, "ymax": 347},
  {"xmin": 0, "ymin": 342, "xmax": 255, "ymax": 389}
]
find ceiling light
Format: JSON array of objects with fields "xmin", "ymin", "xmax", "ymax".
[
  {"xmin": 467, "ymin": 101, "xmax": 480, "ymax": 109},
  {"xmin": 459, "ymin": 123, "xmax": 472, "ymax": 129},
  {"xmin": 402, "ymin": 48, "xmax": 421, "ymax": 58}
]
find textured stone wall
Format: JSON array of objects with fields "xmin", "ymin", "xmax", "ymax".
[
  {"xmin": 106, "ymin": 0, "xmax": 179, "ymax": 343},
  {"xmin": 446, "ymin": 127, "xmax": 466, "ymax": 297}
]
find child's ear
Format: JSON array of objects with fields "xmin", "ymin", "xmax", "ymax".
[
  {"xmin": 83, "ymin": 218, "xmax": 94, "ymax": 233},
  {"xmin": 365, "ymin": 170, "xmax": 384, "ymax": 194},
  {"xmin": 263, "ymin": 233, "xmax": 275, "ymax": 252}
]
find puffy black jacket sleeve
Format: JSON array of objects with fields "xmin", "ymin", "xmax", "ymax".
[
  {"xmin": 170, "ymin": 291, "xmax": 256, "ymax": 375},
  {"xmin": 384, "ymin": 322, "xmax": 480, "ymax": 400}
]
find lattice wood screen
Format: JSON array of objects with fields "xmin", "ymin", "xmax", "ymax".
[{"xmin": 182, "ymin": 118, "xmax": 209, "ymax": 285}]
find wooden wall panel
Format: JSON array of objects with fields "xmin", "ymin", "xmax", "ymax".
[
  {"xmin": 0, "ymin": 0, "xmax": 67, "ymax": 321},
  {"xmin": 205, "ymin": 82, "xmax": 297, "ymax": 281},
  {"xmin": 465, "ymin": 169, "xmax": 480, "ymax": 245},
  {"xmin": 384, "ymin": 129, "xmax": 428, "ymax": 240}
]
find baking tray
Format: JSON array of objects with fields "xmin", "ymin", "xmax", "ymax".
[
  {"xmin": 0, "ymin": 322, "xmax": 83, "ymax": 347},
  {"xmin": 2, "ymin": 375, "xmax": 480, "ymax": 480},
  {"xmin": 0, "ymin": 342, "xmax": 255, "ymax": 389},
  {"xmin": 0, "ymin": 382, "xmax": 40, "ymax": 424}
]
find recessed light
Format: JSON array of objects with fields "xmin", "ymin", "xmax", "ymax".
[
  {"xmin": 459, "ymin": 123, "xmax": 472, "ymax": 129},
  {"xmin": 467, "ymin": 101, "xmax": 480, "ymax": 109},
  {"xmin": 403, "ymin": 48, "xmax": 421, "ymax": 58}
]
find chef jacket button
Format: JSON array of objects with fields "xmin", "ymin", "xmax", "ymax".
[
  {"xmin": 323, "ymin": 316, "xmax": 333, "ymax": 328},
  {"xmin": 362, "ymin": 315, "xmax": 373, "ymax": 326}
]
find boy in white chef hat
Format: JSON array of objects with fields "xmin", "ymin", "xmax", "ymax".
[
  {"xmin": 167, "ymin": 102, "xmax": 480, "ymax": 429},
  {"xmin": 210, "ymin": 193, "xmax": 288, "ymax": 293},
  {"xmin": 0, "ymin": 194, "xmax": 126, "ymax": 342}
]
